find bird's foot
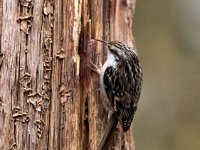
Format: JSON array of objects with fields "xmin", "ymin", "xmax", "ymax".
[{"xmin": 88, "ymin": 61, "xmax": 102, "ymax": 75}]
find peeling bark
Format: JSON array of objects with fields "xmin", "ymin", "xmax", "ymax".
[{"xmin": 0, "ymin": 0, "xmax": 136, "ymax": 149}]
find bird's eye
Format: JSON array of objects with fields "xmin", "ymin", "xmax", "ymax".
[{"xmin": 110, "ymin": 48, "xmax": 114, "ymax": 53}]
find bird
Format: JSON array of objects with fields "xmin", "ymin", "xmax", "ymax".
[{"xmin": 89, "ymin": 39, "xmax": 143, "ymax": 149}]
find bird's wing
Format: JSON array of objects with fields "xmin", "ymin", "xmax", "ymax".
[{"xmin": 103, "ymin": 62, "xmax": 142, "ymax": 131}]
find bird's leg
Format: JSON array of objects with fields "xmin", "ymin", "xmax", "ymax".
[{"xmin": 88, "ymin": 61, "xmax": 102, "ymax": 75}]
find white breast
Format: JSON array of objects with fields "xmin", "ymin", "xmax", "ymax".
[
  {"xmin": 100, "ymin": 51, "xmax": 117, "ymax": 111},
  {"xmin": 100, "ymin": 51, "xmax": 117, "ymax": 85}
]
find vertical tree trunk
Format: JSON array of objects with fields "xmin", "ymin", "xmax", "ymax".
[{"xmin": 0, "ymin": 0, "xmax": 136, "ymax": 149}]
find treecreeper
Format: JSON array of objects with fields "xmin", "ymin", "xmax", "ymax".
[{"xmin": 89, "ymin": 39, "xmax": 143, "ymax": 150}]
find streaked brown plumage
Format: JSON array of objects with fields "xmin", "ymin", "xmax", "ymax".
[
  {"xmin": 91, "ymin": 39, "xmax": 143, "ymax": 149},
  {"xmin": 97, "ymin": 39, "xmax": 143, "ymax": 131}
]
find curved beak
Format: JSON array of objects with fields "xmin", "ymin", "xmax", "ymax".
[{"xmin": 93, "ymin": 39, "xmax": 109, "ymax": 46}]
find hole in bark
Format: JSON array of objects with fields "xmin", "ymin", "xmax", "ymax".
[{"xmin": 84, "ymin": 95, "xmax": 89, "ymax": 149}]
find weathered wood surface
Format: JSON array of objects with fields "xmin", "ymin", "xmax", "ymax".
[{"xmin": 0, "ymin": 0, "xmax": 136, "ymax": 149}]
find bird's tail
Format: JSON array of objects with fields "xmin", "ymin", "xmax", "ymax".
[{"xmin": 97, "ymin": 113, "xmax": 118, "ymax": 150}]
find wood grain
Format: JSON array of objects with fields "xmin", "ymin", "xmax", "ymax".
[{"xmin": 0, "ymin": 0, "xmax": 136, "ymax": 149}]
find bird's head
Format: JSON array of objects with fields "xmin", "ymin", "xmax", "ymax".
[{"xmin": 93, "ymin": 39, "xmax": 133, "ymax": 60}]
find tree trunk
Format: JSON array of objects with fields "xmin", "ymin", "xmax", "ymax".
[{"xmin": 0, "ymin": 0, "xmax": 136, "ymax": 149}]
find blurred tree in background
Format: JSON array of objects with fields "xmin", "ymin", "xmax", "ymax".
[{"xmin": 133, "ymin": 0, "xmax": 200, "ymax": 150}]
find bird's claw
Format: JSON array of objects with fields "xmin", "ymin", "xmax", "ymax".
[{"xmin": 88, "ymin": 61, "xmax": 101, "ymax": 75}]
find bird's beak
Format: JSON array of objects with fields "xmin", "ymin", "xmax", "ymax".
[{"xmin": 92, "ymin": 39, "xmax": 109, "ymax": 46}]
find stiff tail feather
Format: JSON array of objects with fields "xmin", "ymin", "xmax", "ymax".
[{"xmin": 97, "ymin": 113, "xmax": 118, "ymax": 150}]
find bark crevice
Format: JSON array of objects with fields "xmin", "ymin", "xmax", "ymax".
[{"xmin": 0, "ymin": 0, "xmax": 136, "ymax": 149}]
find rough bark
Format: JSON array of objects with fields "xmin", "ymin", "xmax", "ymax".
[{"xmin": 0, "ymin": 0, "xmax": 136, "ymax": 149}]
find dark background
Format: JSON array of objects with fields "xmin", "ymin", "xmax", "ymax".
[{"xmin": 133, "ymin": 0, "xmax": 200, "ymax": 150}]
